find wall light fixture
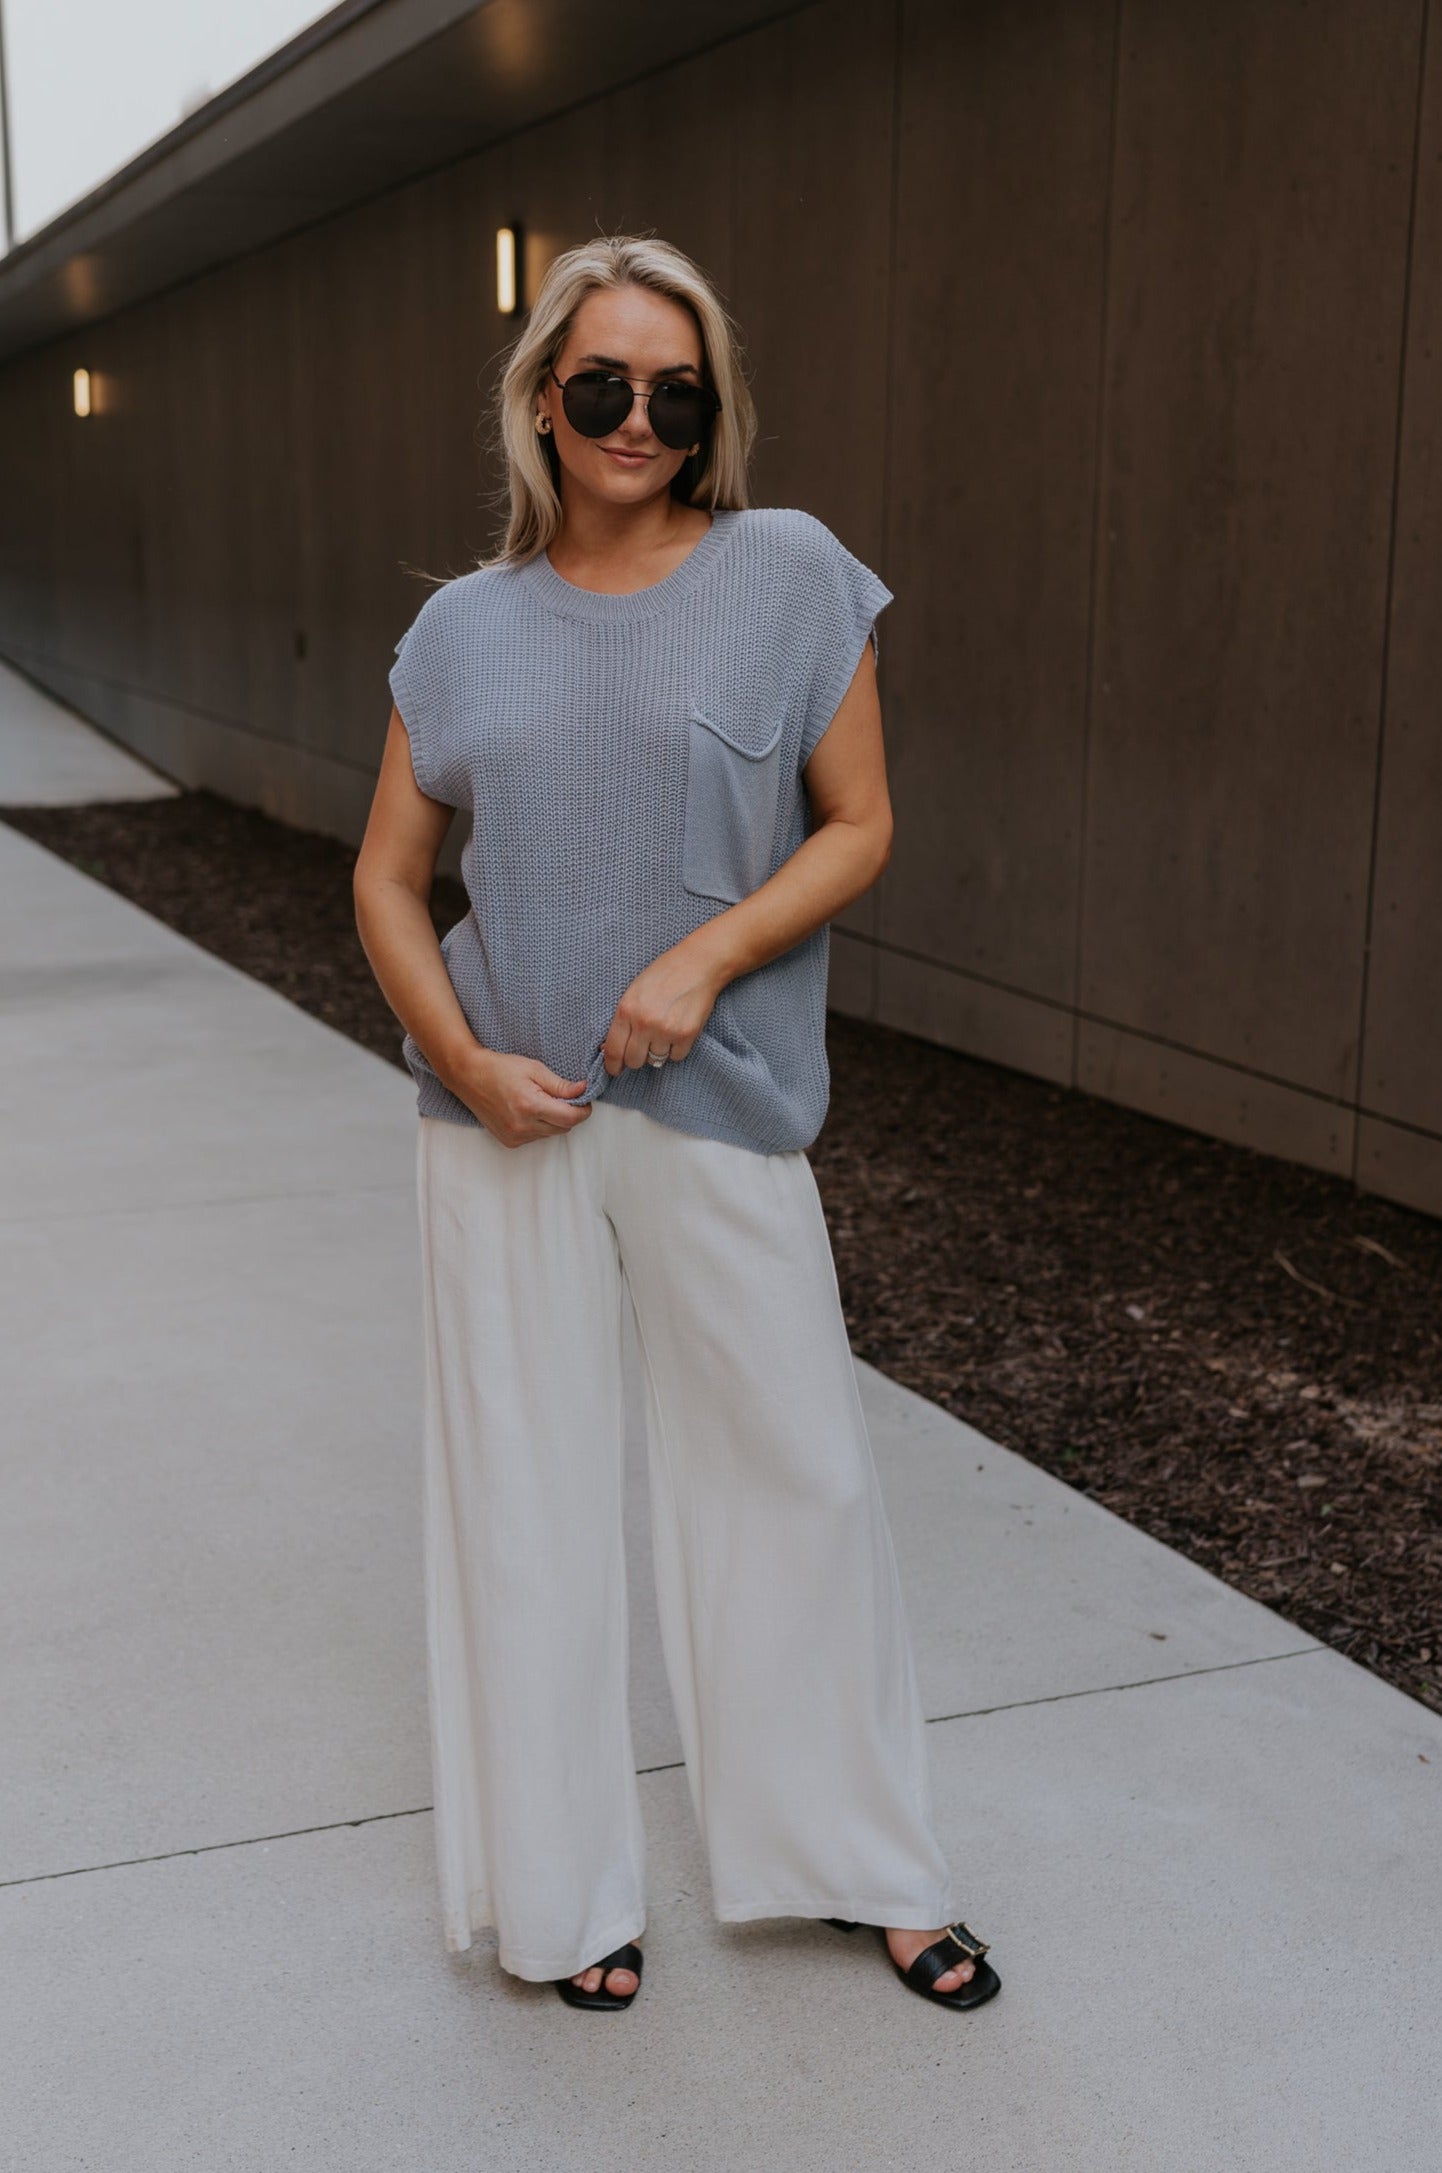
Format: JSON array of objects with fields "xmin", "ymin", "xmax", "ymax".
[{"xmin": 496, "ymin": 226, "xmax": 523, "ymax": 316}]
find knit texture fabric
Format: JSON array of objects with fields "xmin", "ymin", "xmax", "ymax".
[{"xmin": 388, "ymin": 504, "xmax": 893, "ymax": 1154}]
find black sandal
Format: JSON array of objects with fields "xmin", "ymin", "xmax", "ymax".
[
  {"xmin": 554, "ymin": 1939, "xmax": 644, "ymax": 2010},
  {"xmin": 824, "ymin": 1917, "xmax": 1001, "ymax": 2010}
]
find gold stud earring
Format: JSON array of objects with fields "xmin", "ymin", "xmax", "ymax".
[{"xmin": 536, "ymin": 414, "xmax": 552, "ymax": 434}]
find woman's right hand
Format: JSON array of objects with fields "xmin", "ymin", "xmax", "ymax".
[{"xmin": 442, "ymin": 1046, "xmax": 593, "ymax": 1147}]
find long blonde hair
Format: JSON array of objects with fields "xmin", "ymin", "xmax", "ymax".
[{"xmin": 475, "ymin": 232, "xmax": 757, "ymax": 568}]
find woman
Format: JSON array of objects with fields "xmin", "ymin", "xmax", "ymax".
[{"xmin": 354, "ymin": 234, "xmax": 1000, "ymax": 2016}]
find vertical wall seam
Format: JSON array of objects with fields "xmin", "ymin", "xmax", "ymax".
[
  {"xmin": 1352, "ymin": 0, "xmax": 1432, "ymax": 1181},
  {"xmin": 1071, "ymin": 0, "xmax": 1126, "ymax": 1090}
]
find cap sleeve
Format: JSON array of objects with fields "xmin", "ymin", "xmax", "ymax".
[
  {"xmin": 389, "ymin": 588, "xmax": 468, "ymax": 809},
  {"xmin": 797, "ymin": 523, "xmax": 895, "ymax": 768}
]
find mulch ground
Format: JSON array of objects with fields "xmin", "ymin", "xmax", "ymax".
[{"xmin": 7, "ymin": 785, "xmax": 1440, "ymax": 1719}]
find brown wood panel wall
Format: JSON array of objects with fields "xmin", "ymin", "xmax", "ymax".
[
  {"xmin": 0, "ymin": 0, "xmax": 1439, "ymax": 1213},
  {"xmin": 880, "ymin": 0, "xmax": 1115, "ymax": 1055},
  {"xmin": 1082, "ymin": 0, "xmax": 1421, "ymax": 1104},
  {"xmin": 1360, "ymin": 7, "xmax": 1442, "ymax": 1184}
]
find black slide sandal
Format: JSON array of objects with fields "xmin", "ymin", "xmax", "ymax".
[
  {"xmin": 554, "ymin": 1939, "xmax": 644, "ymax": 2010},
  {"xmin": 824, "ymin": 1917, "xmax": 1002, "ymax": 2010}
]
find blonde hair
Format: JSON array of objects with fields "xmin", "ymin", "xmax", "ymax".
[{"xmin": 473, "ymin": 232, "xmax": 757, "ymax": 568}]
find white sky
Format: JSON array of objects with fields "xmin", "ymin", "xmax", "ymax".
[{"xmin": 1, "ymin": 0, "xmax": 333, "ymax": 246}]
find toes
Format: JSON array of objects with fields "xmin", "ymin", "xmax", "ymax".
[
  {"xmin": 569, "ymin": 1962, "xmax": 637, "ymax": 1995},
  {"xmin": 885, "ymin": 1931, "xmax": 978, "ymax": 1991}
]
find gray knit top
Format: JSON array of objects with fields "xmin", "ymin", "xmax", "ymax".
[{"xmin": 388, "ymin": 504, "xmax": 893, "ymax": 1155}]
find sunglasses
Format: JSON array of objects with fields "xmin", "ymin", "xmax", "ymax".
[{"xmin": 549, "ymin": 366, "xmax": 721, "ymax": 453}]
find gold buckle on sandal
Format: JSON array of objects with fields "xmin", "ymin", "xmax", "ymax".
[{"xmin": 945, "ymin": 1921, "xmax": 988, "ymax": 1959}]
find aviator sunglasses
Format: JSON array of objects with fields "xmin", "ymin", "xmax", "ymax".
[{"xmin": 548, "ymin": 366, "xmax": 722, "ymax": 452}]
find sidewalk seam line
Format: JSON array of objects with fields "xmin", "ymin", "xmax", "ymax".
[
  {"xmin": 922, "ymin": 1641, "xmax": 1326, "ymax": 1726},
  {"xmin": 0, "ymin": 1645, "xmax": 1327, "ymax": 1895}
]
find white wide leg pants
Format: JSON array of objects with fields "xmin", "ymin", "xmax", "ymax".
[{"xmin": 414, "ymin": 1100, "xmax": 958, "ymax": 1981}]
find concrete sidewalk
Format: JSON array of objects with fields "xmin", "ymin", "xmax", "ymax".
[{"xmin": 3, "ymin": 660, "xmax": 1438, "ymax": 2172}]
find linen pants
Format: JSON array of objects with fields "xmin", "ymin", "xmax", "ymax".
[{"xmin": 414, "ymin": 1098, "xmax": 958, "ymax": 1981}]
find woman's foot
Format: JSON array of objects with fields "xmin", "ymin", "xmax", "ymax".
[
  {"xmin": 570, "ymin": 1934, "xmax": 642, "ymax": 1998},
  {"xmin": 884, "ymin": 1925, "xmax": 975, "ymax": 1995}
]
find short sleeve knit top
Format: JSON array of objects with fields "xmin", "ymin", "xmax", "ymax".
[{"xmin": 388, "ymin": 504, "xmax": 893, "ymax": 1155}]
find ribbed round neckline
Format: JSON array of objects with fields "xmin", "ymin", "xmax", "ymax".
[{"xmin": 517, "ymin": 506, "xmax": 742, "ymax": 622}]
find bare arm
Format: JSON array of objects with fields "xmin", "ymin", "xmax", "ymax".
[
  {"xmin": 596, "ymin": 639, "xmax": 893, "ymax": 1076},
  {"xmin": 353, "ymin": 707, "xmax": 594, "ymax": 1142}
]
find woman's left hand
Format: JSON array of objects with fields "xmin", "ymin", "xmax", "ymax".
[{"xmin": 598, "ymin": 938, "xmax": 728, "ymax": 1078}]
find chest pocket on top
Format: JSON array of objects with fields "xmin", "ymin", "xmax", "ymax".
[{"xmin": 680, "ymin": 701, "xmax": 788, "ymax": 904}]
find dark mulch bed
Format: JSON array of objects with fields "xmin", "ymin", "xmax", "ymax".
[{"xmin": 8, "ymin": 787, "xmax": 1440, "ymax": 1718}]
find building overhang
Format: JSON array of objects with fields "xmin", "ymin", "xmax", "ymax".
[{"xmin": 0, "ymin": 0, "xmax": 791, "ymax": 365}]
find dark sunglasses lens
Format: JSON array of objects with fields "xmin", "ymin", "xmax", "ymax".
[
  {"xmin": 560, "ymin": 373, "xmax": 633, "ymax": 438},
  {"xmin": 647, "ymin": 383, "xmax": 713, "ymax": 449}
]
